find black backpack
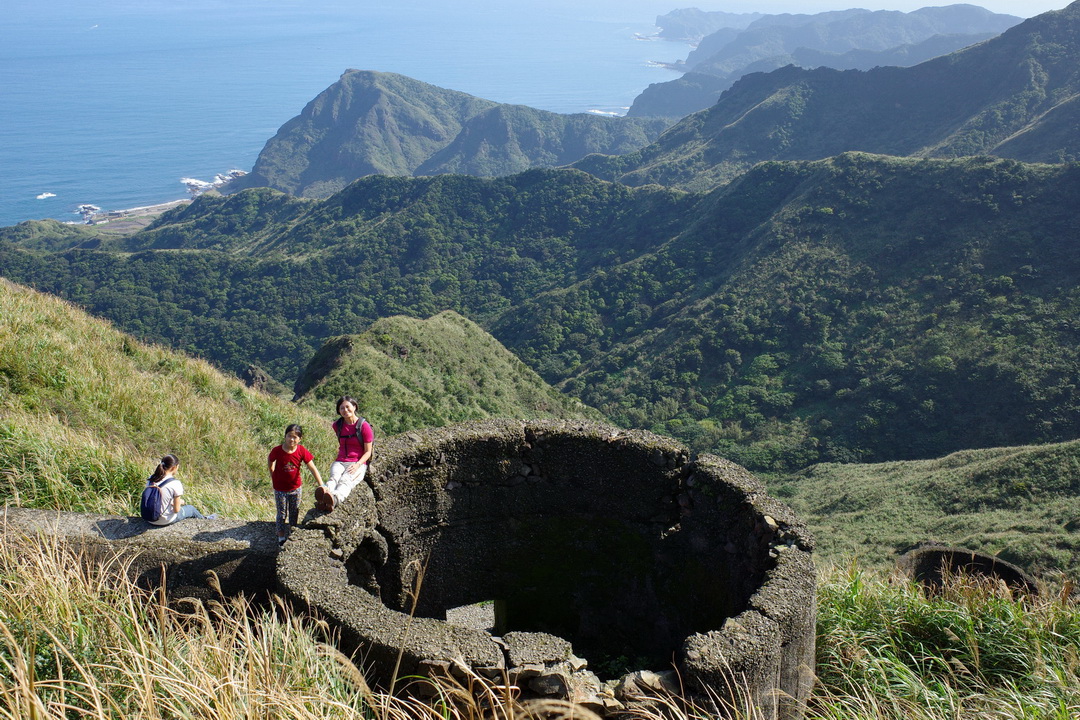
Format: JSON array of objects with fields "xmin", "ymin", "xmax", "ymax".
[{"xmin": 140, "ymin": 477, "xmax": 174, "ymax": 522}]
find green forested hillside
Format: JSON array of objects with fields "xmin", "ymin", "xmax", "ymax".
[
  {"xmin": 417, "ymin": 104, "xmax": 671, "ymax": 177},
  {"xmin": 225, "ymin": 69, "xmax": 673, "ymax": 198},
  {"xmin": 0, "ymin": 170, "xmax": 692, "ymax": 380},
  {"xmin": 503, "ymin": 155, "xmax": 1080, "ymax": 469},
  {"xmin": 292, "ymin": 311, "xmax": 602, "ymax": 433},
  {"xmin": 4, "ymin": 155, "xmax": 1080, "ymax": 472},
  {"xmin": 588, "ymin": 3, "xmax": 1080, "ymax": 190}
]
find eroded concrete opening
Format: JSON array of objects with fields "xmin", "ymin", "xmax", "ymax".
[
  {"xmin": 366, "ymin": 426, "xmax": 747, "ymax": 670},
  {"xmin": 278, "ymin": 420, "xmax": 817, "ymax": 719}
]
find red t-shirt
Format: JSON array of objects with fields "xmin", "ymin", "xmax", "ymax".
[
  {"xmin": 268, "ymin": 444, "xmax": 314, "ymax": 492},
  {"xmin": 335, "ymin": 419, "xmax": 374, "ymax": 463}
]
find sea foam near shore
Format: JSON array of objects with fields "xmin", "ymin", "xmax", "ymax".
[{"xmin": 1, "ymin": 2, "xmax": 676, "ymax": 229}]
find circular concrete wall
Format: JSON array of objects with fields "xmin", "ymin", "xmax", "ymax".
[{"xmin": 277, "ymin": 420, "xmax": 815, "ymax": 719}]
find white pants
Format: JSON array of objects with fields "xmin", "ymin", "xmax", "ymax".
[{"xmin": 327, "ymin": 461, "xmax": 368, "ymax": 504}]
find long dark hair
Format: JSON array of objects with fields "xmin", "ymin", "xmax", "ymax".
[
  {"xmin": 148, "ymin": 454, "xmax": 179, "ymax": 484},
  {"xmin": 336, "ymin": 396, "xmax": 359, "ymax": 415}
]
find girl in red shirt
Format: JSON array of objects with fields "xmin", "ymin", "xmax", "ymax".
[{"xmin": 268, "ymin": 423, "xmax": 323, "ymax": 546}]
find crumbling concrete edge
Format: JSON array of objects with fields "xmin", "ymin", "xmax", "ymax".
[{"xmin": 0, "ymin": 506, "xmax": 280, "ymax": 602}]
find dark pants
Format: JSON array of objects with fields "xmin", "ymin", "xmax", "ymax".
[{"xmin": 275, "ymin": 488, "xmax": 301, "ymax": 536}]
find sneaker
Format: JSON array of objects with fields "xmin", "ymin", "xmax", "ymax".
[
  {"xmin": 277, "ymin": 536, "xmax": 286, "ymax": 547},
  {"xmin": 206, "ymin": 513, "xmax": 219, "ymax": 519},
  {"xmin": 315, "ymin": 486, "xmax": 334, "ymax": 512}
]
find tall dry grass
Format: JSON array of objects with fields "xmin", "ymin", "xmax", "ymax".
[
  {"xmin": 813, "ymin": 563, "xmax": 1080, "ymax": 720},
  {"xmin": 0, "ymin": 530, "xmax": 717, "ymax": 719},
  {"xmin": 3, "ymin": 523, "xmax": 1078, "ymax": 720}
]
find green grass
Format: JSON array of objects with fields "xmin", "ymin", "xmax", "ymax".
[
  {"xmin": 294, "ymin": 311, "xmax": 603, "ymax": 435},
  {"xmin": 773, "ymin": 439, "xmax": 1080, "ymax": 577},
  {"xmin": 0, "ymin": 279, "xmax": 336, "ymax": 519},
  {"xmin": 812, "ymin": 564, "xmax": 1080, "ymax": 720}
]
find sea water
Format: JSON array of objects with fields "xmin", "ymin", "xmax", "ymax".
[{"xmin": 0, "ymin": 0, "xmax": 686, "ymax": 228}]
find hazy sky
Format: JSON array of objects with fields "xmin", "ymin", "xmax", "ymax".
[{"xmin": 614, "ymin": 1, "xmax": 1068, "ymax": 19}]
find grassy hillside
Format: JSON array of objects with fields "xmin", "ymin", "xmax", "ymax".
[
  {"xmin": 0, "ymin": 280, "xmax": 602, "ymax": 519},
  {"xmin": 227, "ymin": 70, "xmax": 500, "ymax": 197},
  {"xmin": 774, "ymin": 438, "xmax": 1080, "ymax": 576},
  {"xmin": 587, "ymin": 3, "xmax": 1080, "ymax": 190},
  {"xmin": 0, "ymin": 279, "xmax": 334, "ymax": 517},
  {"xmin": 2, "ymin": 285, "xmax": 1078, "ymax": 719},
  {"xmin": 293, "ymin": 311, "xmax": 603, "ymax": 434}
]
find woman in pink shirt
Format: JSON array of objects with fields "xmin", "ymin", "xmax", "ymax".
[{"xmin": 315, "ymin": 396, "xmax": 373, "ymax": 512}]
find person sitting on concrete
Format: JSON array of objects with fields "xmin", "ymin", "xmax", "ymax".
[
  {"xmin": 141, "ymin": 454, "xmax": 216, "ymax": 525},
  {"xmin": 314, "ymin": 396, "xmax": 373, "ymax": 512}
]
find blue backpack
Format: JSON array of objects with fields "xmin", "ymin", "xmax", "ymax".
[{"xmin": 140, "ymin": 477, "xmax": 174, "ymax": 522}]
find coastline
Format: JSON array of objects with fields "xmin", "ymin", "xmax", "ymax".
[
  {"xmin": 81, "ymin": 170, "xmax": 244, "ymax": 228},
  {"xmin": 85, "ymin": 199, "xmax": 192, "ymax": 233},
  {"xmin": 91, "ymin": 199, "xmax": 191, "ymax": 219}
]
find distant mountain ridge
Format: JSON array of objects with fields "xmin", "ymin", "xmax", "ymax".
[
  {"xmin": 583, "ymin": 2, "xmax": 1080, "ymax": 190},
  {"xmin": 227, "ymin": 70, "xmax": 672, "ymax": 198},
  {"xmin": 653, "ymin": 8, "xmax": 764, "ymax": 43},
  {"xmin": 628, "ymin": 4, "xmax": 1021, "ymax": 118}
]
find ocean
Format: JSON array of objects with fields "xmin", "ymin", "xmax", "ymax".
[{"xmin": 0, "ymin": 0, "xmax": 685, "ymax": 228}]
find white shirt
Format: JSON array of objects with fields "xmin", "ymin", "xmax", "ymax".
[{"xmin": 148, "ymin": 475, "xmax": 184, "ymax": 526}]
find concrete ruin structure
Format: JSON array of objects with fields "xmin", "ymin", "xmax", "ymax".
[
  {"xmin": 1, "ymin": 419, "xmax": 816, "ymax": 719},
  {"xmin": 897, "ymin": 542, "xmax": 1042, "ymax": 597},
  {"xmin": 0, "ymin": 507, "xmax": 281, "ymax": 602},
  {"xmin": 278, "ymin": 419, "xmax": 817, "ymax": 719}
]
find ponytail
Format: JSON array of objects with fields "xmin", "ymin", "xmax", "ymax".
[{"xmin": 149, "ymin": 454, "xmax": 179, "ymax": 484}]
